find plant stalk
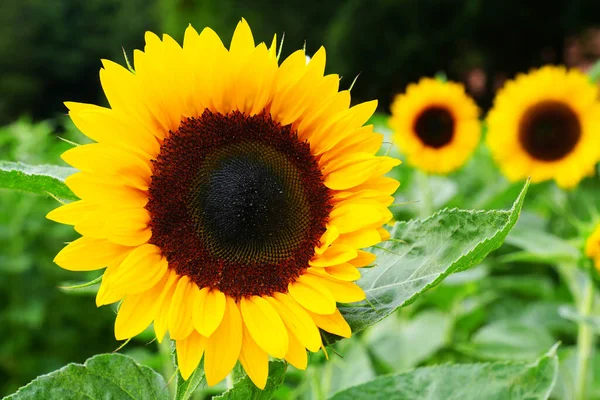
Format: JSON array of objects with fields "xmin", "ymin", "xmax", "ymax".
[
  {"xmin": 416, "ymin": 170, "xmax": 433, "ymax": 217},
  {"xmin": 575, "ymin": 275, "xmax": 594, "ymax": 400}
]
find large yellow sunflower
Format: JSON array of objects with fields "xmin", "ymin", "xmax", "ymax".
[
  {"xmin": 389, "ymin": 78, "xmax": 480, "ymax": 174},
  {"xmin": 46, "ymin": 20, "xmax": 400, "ymax": 388},
  {"xmin": 487, "ymin": 66, "xmax": 600, "ymax": 188}
]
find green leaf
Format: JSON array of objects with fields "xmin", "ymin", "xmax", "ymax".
[
  {"xmin": 365, "ymin": 310, "xmax": 452, "ymax": 372},
  {"xmin": 0, "ymin": 161, "xmax": 77, "ymax": 200},
  {"xmin": 588, "ymin": 59, "xmax": 600, "ymax": 83},
  {"xmin": 338, "ymin": 181, "xmax": 528, "ymax": 333},
  {"xmin": 503, "ymin": 220, "xmax": 580, "ymax": 264},
  {"xmin": 214, "ymin": 361, "xmax": 287, "ymax": 400},
  {"xmin": 175, "ymin": 360, "xmax": 206, "ymax": 400},
  {"xmin": 5, "ymin": 353, "xmax": 169, "ymax": 400},
  {"xmin": 456, "ymin": 320, "xmax": 555, "ymax": 361},
  {"xmin": 329, "ymin": 345, "xmax": 559, "ymax": 400}
]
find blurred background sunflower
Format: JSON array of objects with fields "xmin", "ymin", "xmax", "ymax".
[{"xmin": 2, "ymin": 0, "xmax": 600, "ymax": 398}]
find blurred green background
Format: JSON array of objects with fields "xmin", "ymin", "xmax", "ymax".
[{"xmin": 1, "ymin": 0, "xmax": 600, "ymax": 398}]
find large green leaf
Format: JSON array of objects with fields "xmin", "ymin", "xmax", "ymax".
[
  {"xmin": 338, "ymin": 181, "xmax": 528, "ymax": 333},
  {"xmin": 175, "ymin": 360, "xmax": 206, "ymax": 400},
  {"xmin": 5, "ymin": 353, "xmax": 169, "ymax": 400},
  {"xmin": 329, "ymin": 345, "xmax": 558, "ymax": 400},
  {"xmin": 214, "ymin": 361, "xmax": 286, "ymax": 400},
  {"xmin": 0, "ymin": 161, "xmax": 76, "ymax": 200}
]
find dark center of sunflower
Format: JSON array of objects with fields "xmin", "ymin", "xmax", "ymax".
[
  {"xmin": 518, "ymin": 100, "xmax": 581, "ymax": 161},
  {"xmin": 413, "ymin": 106, "xmax": 455, "ymax": 148},
  {"xmin": 147, "ymin": 110, "xmax": 331, "ymax": 299}
]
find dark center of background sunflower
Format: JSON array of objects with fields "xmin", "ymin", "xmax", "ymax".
[
  {"xmin": 147, "ymin": 110, "xmax": 331, "ymax": 299},
  {"xmin": 413, "ymin": 106, "xmax": 455, "ymax": 148},
  {"xmin": 518, "ymin": 100, "xmax": 581, "ymax": 161}
]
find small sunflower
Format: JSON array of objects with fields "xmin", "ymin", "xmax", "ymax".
[
  {"xmin": 389, "ymin": 78, "xmax": 481, "ymax": 174},
  {"xmin": 586, "ymin": 224, "xmax": 600, "ymax": 270},
  {"xmin": 487, "ymin": 66, "xmax": 600, "ymax": 189},
  {"xmin": 47, "ymin": 20, "xmax": 400, "ymax": 388}
]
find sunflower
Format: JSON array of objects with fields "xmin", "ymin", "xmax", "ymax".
[
  {"xmin": 586, "ymin": 224, "xmax": 600, "ymax": 271},
  {"xmin": 389, "ymin": 78, "xmax": 481, "ymax": 174},
  {"xmin": 46, "ymin": 20, "xmax": 400, "ymax": 388},
  {"xmin": 487, "ymin": 66, "xmax": 600, "ymax": 189}
]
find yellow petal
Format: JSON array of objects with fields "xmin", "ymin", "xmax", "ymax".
[
  {"xmin": 65, "ymin": 172, "xmax": 148, "ymax": 208},
  {"xmin": 114, "ymin": 274, "xmax": 169, "ymax": 340},
  {"xmin": 75, "ymin": 207, "xmax": 151, "ymax": 246},
  {"xmin": 284, "ymin": 330, "xmax": 308, "ymax": 370},
  {"xmin": 168, "ymin": 276, "xmax": 196, "ymax": 340},
  {"xmin": 46, "ymin": 200, "xmax": 97, "ymax": 225},
  {"xmin": 68, "ymin": 107, "xmax": 159, "ymax": 158},
  {"xmin": 230, "ymin": 18, "xmax": 255, "ymax": 57},
  {"xmin": 324, "ymin": 154, "xmax": 400, "ymax": 191},
  {"xmin": 309, "ymin": 244, "xmax": 357, "ymax": 267},
  {"xmin": 334, "ymin": 229, "xmax": 382, "ymax": 249},
  {"xmin": 193, "ymin": 288, "xmax": 226, "ymax": 337},
  {"xmin": 239, "ymin": 325, "xmax": 269, "ymax": 389},
  {"xmin": 349, "ymin": 250, "xmax": 377, "ymax": 268},
  {"xmin": 204, "ymin": 297, "xmax": 243, "ymax": 386},
  {"xmin": 154, "ymin": 271, "xmax": 179, "ymax": 342},
  {"xmin": 288, "ymin": 274, "xmax": 336, "ymax": 315},
  {"xmin": 61, "ymin": 143, "xmax": 152, "ymax": 190},
  {"xmin": 308, "ymin": 274, "xmax": 365, "ymax": 303},
  {"xmin": 328, "ymin": 202, "xmax": 385, "ymax": 234},
  {"xmin": 176, "ymin": 331, "xmax": 207, "ymax": 380},
  {"xmin": 109, "ymin": 244, "xmax": 168, "ymax": 295},
  {"xmin": 269, "ymin": 293, "xmax": 322, "ymax": 352},
  {"xmin": 307, "ymin": 308, "xmax": 352, "ymax": 338},
  {"xmin": 240, "ymin": 296, "xmax": 289, "ymax": 358},
  {"xmin": 324, "ymin": 263, "xmax": 361, "ymax": 281},
  {"xmin": 314, "ymin": 226, "xmax": 339, "ymax": 256},
  {"xmin": 54, "ymin": 236, "xmax": 130, "ymax": 271}
]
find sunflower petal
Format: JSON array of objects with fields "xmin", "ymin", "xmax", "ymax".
[
  {"xmin": 168, "ymin": 276, "xmax": 196, "ymax": 340},
  {"xmin": 204, "ymin": 297, "xmax": 243, "ymax": 386},
  {"xmin": 269, "ymin": 293, "xmax": 322, "ymax": 352},
  {"xmin": 193, "ymin": 288, "xmax": 226, "ymax": 337},
  {"xmin": 109, "ymin": 244, "xmax": 168, "ymax": 295},
  {"xmin": 240, "ymin": 296, "xmax": 289, "ymax": 358},
  {"xmin": 307, "ymin": 308, "xmax": 352, "ymax": 338},
  {"xmin": 288, "ymin": 274, "xmax": 336, "ymax": 315},
  {"xmin": 239, "ymin": 325, "xmax": 269, "ymax": 389},
  {"xmin": 54, "ymin": 237, "xmax": 130, "ymax": 271},
  {"xmin": 176, "ymin": 331, "xmax": 207, "ymax": 380},
  {"xmin": 284, "ymin": 330, "xmax": 308, "ymax": 370},
  {"xmin": 115, "ymin": 274, "xmax": 169, "ymax": 340}
]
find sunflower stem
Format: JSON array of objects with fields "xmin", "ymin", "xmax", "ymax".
[
  {"xmin": 575, "ymin": 272, "xmax": 595, "ymax": 400},
  {"xmin": 415, "ymin": 170, "xmax": 434, "ymax": 217}
]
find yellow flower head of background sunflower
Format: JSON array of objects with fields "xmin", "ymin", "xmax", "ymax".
[
  {"xmin": 486, "ymin": 65, "xmax": 600, "ymax": 189},
  {"xmin": 586, "ymin": 223, "xmax": 600, "ymax": 271},
  {"xmin": 46, "ymin": 19, "xmax": 400, "ymax": 388},
  {"xmin": 389, "ymin": 77, "xmax": 481, "ymax": 174}
]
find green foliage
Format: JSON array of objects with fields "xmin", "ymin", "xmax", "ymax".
[
  {"xmin": 338, "ymin": 182, "xmax": 528, "ymax": 334},
  {"xmin": 175, "ymin": 361, "xmax": 206, "ymax": 400},
  {"xmin": 214, "ymin": 361, "xmax": 286, "ymax": 400},
  {"xmin": 0, "ymin": 161, "xmax": 76, "ymax": 200},
  {"xmin": 0, "ymin": 0, "xmax": 158, "ymax": 125},
  {"xmin": 5, "ymin": 353, "xmax": 169, "ymax": 400},
  {"xmin": 329, "ymin": 346, "xmax": 559, "ymax": 400}
]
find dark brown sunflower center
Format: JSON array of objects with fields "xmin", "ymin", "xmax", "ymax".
[
  {"xmin": 414, "ymin": 106, "xmax": 455, "ymax": 148},
  {"xmin": 147, "ymin": 110, "xmax": 331, "ymax": 299},
  {"xmin": 518, "ymin": 100, "xmax": 581, "ymax": 161}
]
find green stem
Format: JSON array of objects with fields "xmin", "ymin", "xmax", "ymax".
[
  {"xmin": 159, "ymin": 339, "xmax": 176, "ymax": 396},
  {"xmin": 575, "ymin": 275, "xmax": 594, "ymax": 400},
  {"xmin": 415, "ymin": 170, "xmax": 433, "ymax": 217}
]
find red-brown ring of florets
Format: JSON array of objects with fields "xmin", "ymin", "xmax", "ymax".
[{"xmin": 146, "ymin": 109, "xmax": 332, "ymax": 299}]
